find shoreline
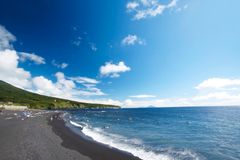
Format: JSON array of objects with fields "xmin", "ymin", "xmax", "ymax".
[
  {"xmin": 49, "ymin": 112, "xmax": 141, "ymax": 160},
  {"xmin": 0, "ymin": 110, "xmax": 141, "ymax": 160}
]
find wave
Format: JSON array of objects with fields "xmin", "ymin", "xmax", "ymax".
[
  {"xmin": 69, "ymin": 119, "xmax": 202, "ymax": 160},
  {"xmin": 69, "ymin": 120, "xmax": 84, "ymax": 129},
  {"xmin": 81, "ymin": 125, "xmax": 171, "ymax": 160}
]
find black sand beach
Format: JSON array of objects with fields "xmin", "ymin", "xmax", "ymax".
[{"xmin": 0, "ymin": 110, "xmax": 140, "ymax": 160}]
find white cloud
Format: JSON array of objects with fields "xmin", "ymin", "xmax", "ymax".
[
  {"xmin": 122, "ymin": 78, "xmax": 240, "ymax": 108},
  {"xmin": 69, "ymin": 76, "xmax": 104, "ymax": 96},
  {"xmin": 192, "ymin": 92, "xmax": 238, "ymax": 101},
  {"xmin": 126, "ymin": 0, "xmax": 178, "ymax": 20},
  {"xmin": 52, "ymin": 60, "xmax": 68, "ymax": 69},
  {"xmin": 0, "ymin": 25, "xmax": 16, "ymax": 51},
  {"xmin": 1, "ymin": 50, "xmax": 240, "ymax": 107},
  {"xmin": 0, "ymin": 50, "xmax": 32, "ymax": 89},
  {"xmin": 0, "ymin": 26, "xmax": 42, "ymax": 68},
  {"xmin": 32, "ymin": 72, "xmax": 76, "ymax": 98},
  {"xmin": 121, "ymin": 34, "xmax": 145, "ymax": 46},
  {"xmin": 32, "ymin": 76, "xmax": 62, "ymax": 97},
  {"xmin": 0, "ymin": 25, "xmax": 109, "ymax": 105},
  {"xmin": 122, "ymin": 93, "xmax": 240, "ymax": 108},
  {"xmin": 61, "ymin": 63, "xmax": 68, "ymax": 69},
  {"xmin": 167, "ymin": 0, "xmax": 177, "ymax": 8},
  {"xmin": 32, "ymin": 72, "xmax": 105, "ymax": 98},
  {"xmin": 195, "ymin": 78, "xmax": 240, "ymax": 90},
  {"xmin": 70, "ymin": 77, "xmax": 99, "ymax": 84},
  {"xmin": 129, "ymin": 94, "xmax": 156, "ymax": 98},
  {"xmin": 77, "ymin": 98, "xmax": 123, "ymax": 107},
  {"xmin": 2, "ymin": 25, "xmax": 240, "ymax": 108},
  {"xmin": 123, "ymin": 99, "xmax": 167, "ymax": 108},
  {"xmin": 55, "ymin": 72, "xmax": 76, "ymax": 91},
  {"xmin": 100, "ymin": 61, "xmax": 131, "ymax": 78},
  {"xmin": 74, "ymin": 87, "xmax": 105, "ymax": 96},
  {"xmin": 0, "ymin": 27, "xmax": 32, "ymax": 88},
  {"xmin": 0, "ymin": 50, "xmax": 103, "ymax": 99},
  {"xmin": 19, "ymin": 52, "xmax": 46, "ymax": 65},
  {"xmin": 126, "ymin": 2, "xmax": 139, "ymax": 10}
]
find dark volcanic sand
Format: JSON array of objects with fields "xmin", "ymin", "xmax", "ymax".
[{"xmin": 0, "ymin": 110, "xmax": 141, "ymax": 160}]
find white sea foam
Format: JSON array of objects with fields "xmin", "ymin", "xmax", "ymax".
[
  {"xmin": 69, "ymin": 120, "xmax": 201, "ymax": 160},
  {"xmin": 81, "ymin": 124, "xmax": 172, "ymax": 160},
  {"xmin": 70, "ymin": 120, "xmax": 83, "ymax": 128}
]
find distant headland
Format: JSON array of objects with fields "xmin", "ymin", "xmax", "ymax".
[{"xmin": 0, "ymin": 80, "xmax": 120, "ymax": 110}]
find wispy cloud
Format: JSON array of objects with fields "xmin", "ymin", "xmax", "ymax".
[
  {"xmin": 77, "ymin": 98, "xmax": 122, "ymax": 106},
  {"xmin": 121, "ymin": 34, "xmax": 145, "ymax": 46},
  {"xmin": 195, "ymin": 78, "xmax": 240, "ymax": 90},
  {"xmin": 72, "ymin": 30, "xmax": 97, "ymax": 52},
  {"xmin": 0, "ymin": 25, "xmax": 16, "ymax": 51},
  {"xmin": 69, "ymin": 77, "xmax": 99, "ymax": 85},
  {"xmin": 126, "ymin": 0, "xmax": 178, "ymax": 20},
  {"xmin": 129, "ymin": 94, "xmax": 156, "ymax": 98},
  {"xmin": 89, "ymin": 42, "xmax": 97, "ymax": 51},
  {"xmin": 19, "ymin": 52, "xmax": 46, "ymax": 65},
  {"xmin": 69, "ymin": 76, "xmax": 104, "ymax": 96},
  {"xmin": 176, "ymin": 4, "xmax": 188, "ymax": 12},
  {"xmin": 51, "ymin": 60, "xmax": 68, "ymax": 69},
  {"xmin": 123, "ymin": 78, "xmax": 240, "ymax": 108},
  {"xmin": 72, "ymin": 36, "xmax": 82, "ymax": 46},
  {"xmin": 123, "ymin": 94, "xmax": 240, "ymax": 108},
  {"xmin": 100, "ymin": 61, "xmax": 131, "ymax": 78}
]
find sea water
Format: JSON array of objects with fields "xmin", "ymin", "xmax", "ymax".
[{"xmin": 65, "ymin": 107, "xmax": 240, "ymax": 160}]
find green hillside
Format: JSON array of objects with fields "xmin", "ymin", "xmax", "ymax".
[{"xmin": 0, "ymin": 80, "xmax": 120, "ymax": 109}]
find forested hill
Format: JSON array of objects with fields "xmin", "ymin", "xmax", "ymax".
[{"xmin": 0, "ymin": 80, "xmax": 120, "ymax": 109}]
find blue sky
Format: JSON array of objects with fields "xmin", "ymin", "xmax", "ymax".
[{"xmin": 0, "ymin": 0, "xmax": 240, "ymax": 107}]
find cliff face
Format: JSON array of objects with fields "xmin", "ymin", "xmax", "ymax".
[{"xmin": 0, "ymin": 80, "xmax": 120, "ymax": 109}]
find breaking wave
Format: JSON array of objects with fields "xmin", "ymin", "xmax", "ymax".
[{"xmin": 68, "ymin": 120, "xmax": 202, "ymax": 160}]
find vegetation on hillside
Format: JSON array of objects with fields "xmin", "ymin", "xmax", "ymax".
[{"xmin": 0, "ymin": 80, "xmax": 120, "ymax": 109}]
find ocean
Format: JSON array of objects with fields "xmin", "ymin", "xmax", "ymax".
[{"xmin": 64, "ymin": 107, "xmax": 240, "ymax": 160}]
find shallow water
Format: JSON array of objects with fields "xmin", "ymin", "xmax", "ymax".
[{"xmin": 66, "ymin": 107, "xmax": 240, "ymax": 160}]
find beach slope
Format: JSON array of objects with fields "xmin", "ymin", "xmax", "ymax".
[{"xmin": 0, "ymin": 110, "xmax": 140, "ymax": 160}]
